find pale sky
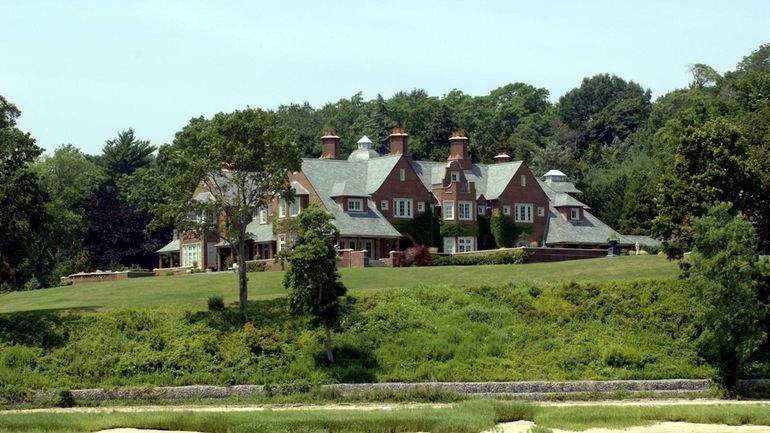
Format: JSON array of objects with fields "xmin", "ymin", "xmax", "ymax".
[{"xmin": 2, "ymin": 0, "xmax": 769, "ymax": 155}]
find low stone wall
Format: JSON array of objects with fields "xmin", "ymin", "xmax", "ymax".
[
  {"xmin": 154, "ymin": 267, "xmax": 192, "ymax": 277},
  {"xmin": 521, "ymin": 247, "xmax": 607, "ymax": 263},
  {"xmin": 24, "ymin": 379, "xmax": 731, "ymax": 403},
  {"xmin": 68, "ymin": 271, "xmax": 156, "ymax": 284}
]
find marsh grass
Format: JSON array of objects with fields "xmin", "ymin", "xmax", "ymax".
[
  {"xmin": 534, "ymin": 403, "xmax": 770, "ymax": 430},
  {"xmin": 2, "ymin": 401, "xmax": 770, "ymax": 433}
]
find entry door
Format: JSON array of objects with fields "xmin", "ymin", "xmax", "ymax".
[{"xmin": 364, "ymin": 240, "xmax": 373, "ymax": 258}]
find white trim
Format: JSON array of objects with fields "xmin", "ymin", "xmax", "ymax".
[
  {"xmin": 477, "ymin": 205, "xmax": 485, "ymax": 215},
  {"xmin": 458, "ymin": 201, "xmax": 473, "ymax": 220},
  {"xmin": 279, "ymin": 198, "xmax": 287, "ymax": 217},
  {"xmin": 570, "ymin": 208, "xmax": 580, "ymax": 220},
  {"xmin": 399, "ymin": 168, "xmax": 406, "ymax": 181},
  {"xmin": 380, "ymin": 200, "xmax": 389, "ymax": 210},
  {"xmin": 521, "ymin": 174, "xmax": 527, "ymax": 187},
  {"xmin": 503, "ymin": 205, "xmax": 511, "ymax": 215},
  {"xmin": 537, "ymin": 206, "xmax": 545, "ymax": 217},
  {"xmin": 451, "ymin": 171, "xmax": 460, "ymax": 182},
  {"xmin": 393, "ymin": 198, "xmax": 413, "ymax": 218},
  {"xmin": 417, "ymin": 201, "xmax": 425, "ymax": 212},
  {"xmin": 515, "ymin": 203, "xmax": 533, "ymax": 223},
  {"xmin": 290, "ymin": 199, "xmax": 301, "ymax": 216},
  {"xmin": 348, "ymin": 198, "xmax": 364, "ymax": 212},
  {"xmin": 458, "ymin": 236, "xmax": 475, "ymax": 253},
  {"xmin": 443, "ymin": 200, "xmax": 454, "ymax": 220}
]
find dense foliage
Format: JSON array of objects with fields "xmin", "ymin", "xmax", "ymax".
[
  {"xmin": 687, "ymin": 203, "xmax": 769, "ymax": 390},
  {"xmin": 0, "ymin": 279, "xmax": 720, "ymax": 395},
  {"xmin": 3, "ymin": 42, "xmax": 770, "ymax": 291}
]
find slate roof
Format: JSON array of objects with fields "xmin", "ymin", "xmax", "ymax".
[
  {"xmin": 411, "ymin": 160, "xmax": 524, "ymax": 200},
  {"xmin": 299, "ymin": 157, "xmax": 403, "ymax": 239},
  {"xmin": 156, "ymin": 239, "xmax": 180, "ymax": 253},
  {"xmin": 539, "ymin": 179, "xmax": 618, "ymax": 246},
  {"xmin": 543, "ymin": 180, "xmax": 582, "ymax": 195}
]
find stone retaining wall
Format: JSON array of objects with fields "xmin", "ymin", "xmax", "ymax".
[{"xmin": 24, "ymin": 379, "xmax": 739, "ymax": 403}]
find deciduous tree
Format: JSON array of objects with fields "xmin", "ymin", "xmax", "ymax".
[
  {"xmin": 688, "ymin": 203, "xmax": 767, "ymax": 390},
  {"xmin": 170, "ymin": 109, "xmax": 301, "ymax": 322},
  {"xmin": 284, "ymin": 204, "xmax": 347, "ymax": 363}
]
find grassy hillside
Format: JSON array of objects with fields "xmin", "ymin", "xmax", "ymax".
[
  {"xmin": 0, "ymin": 256, "xmax": 676, "ymax": 313},
  {"xmin": 1, "ymin": 276, "xmax": 719, "ymax": 394}
]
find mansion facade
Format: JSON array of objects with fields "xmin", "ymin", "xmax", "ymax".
[{"xmin": 157, "ymin": 129, "xmax": 654, "ymax": 271}]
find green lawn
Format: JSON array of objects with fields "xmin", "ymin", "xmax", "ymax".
[{"xmin": 0, "ymin": 256, "xmax": 677, "ymax": 313}]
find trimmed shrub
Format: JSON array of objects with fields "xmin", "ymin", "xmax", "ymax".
[
  {"xmin": 207, "ymin": 296, "xmax": 225, "ymax": 311},
  {"xmin": 432, "ymin": 250, "xmax": 526, "ymax": 266},
  {"xmin": 246, "ymin": 261, "xmax": 266, "ymax": 272}
]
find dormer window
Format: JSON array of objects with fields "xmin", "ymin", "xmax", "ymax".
[
  {"xmin": 290, "ymin": 199, "xmax": 301, "ymax": 217},
  {"xmin": 570, "ymin": 208, "xmax": 580, "ymax": 221},
  {"xmin": 451, "ymin": 171, "xmax": 460, "ymax": 182},
  {"xmin": 348, "ymin": 198, "xmax": 363, "ymax": 212}
]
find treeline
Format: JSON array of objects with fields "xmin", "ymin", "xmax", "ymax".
[{"xmin": 2, "ymin": 43, "xmax": 769, "ymax": 290}]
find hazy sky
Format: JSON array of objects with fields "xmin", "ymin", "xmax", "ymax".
[{"xmin": 3, "ymin": 0, "xmax": 769, "ymax": 155}]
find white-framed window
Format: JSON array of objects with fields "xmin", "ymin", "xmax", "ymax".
[
  {"xmin": 348, "ymin": 240, "xmax": 356, "ymax": 250},
  {"xmin": 443, "ymin": 237, "xmax": 456, "ymax": 254},
  {"xmin": 259, "ymin": 207, "xmax": 267, "ymax": 224},
  {"xmin": 381, "ymin": 200, "xmax": 389, "ymax": 210},
  {"xmin": 478, "ymin": 205, "xmax": 485, "ymax": 215},
  {"xmin": 279, "ymin": 198, "xmax": 287, "ymax": 217},
  {"xmin": 182, "ymin": 243, "xmax": 201, "ymax": 269},
  {"xmin": 277, "ymin": 234, "xmax": 286, "ymax": 252},
  {"xmin": 458, "ymin": 236, "xmax": 475, "ymax": 253},
  {"xmin": 451, "ymin": 171, "xmax": 460, "ymax": 182},
  {"xmin": 290, "ymin": 199, "xmax": 301, "ymax": 216},
  {"xmin": 393, "ymin": 198, "xmax": 413, "ymax": 218},
  {"xmin": 521, "ymin": 175, "xmax": 527, "ymax": 187},
  {"xmin": 458, "ymin": 201, "xmax": 472, "ymax": 220},
  {"xmin": 537, "ymin": 206, "xmax": 545, "ymax": 217},
  {"xmin": 443, "ymin": 200, "xmax": 454, "ymax": 220},
  {"xmin": 417, "ymin": 201, "xmax": 425, "ymax": 212},
  {"xmin": 515, "ymin": 203, "xmax": 533, "ymax": 223},
  {"xmin": 399, "ymin": 168, "xmax": 405, "ymax": 181},
  {"xmin": 570, "ymin": 208, "xmax": 580, "ymax": 220},
  {"xmin": 503, "ymin": 205, "xmax": 511, "ymax": 215},
  {"xmin": 348, "ymin": 198, "xmax": 364, "ymax": 212}
]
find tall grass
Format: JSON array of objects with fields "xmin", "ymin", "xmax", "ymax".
[
  {"xmin": 0, "ymin": 278, "xmax": 722, "ymax": 395},
  {"xmin": 1, "ymin": 401, "xmax": 769, "ymax": 433}
]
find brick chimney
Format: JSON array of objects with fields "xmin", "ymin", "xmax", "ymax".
[
  {"xmin": 320, "ymin": 131, "xmax": 341, "ymax": 160},
  {"xmin": 448, "ymin": 131, "xmax": 471, "ymax": 168},
  {"xmin": 389, "ymin": 128, "xmax": 410, "ymax": 158},
  {"xmin": 493, "ymin": 152, "xmax": 511, "ymax": 164}
]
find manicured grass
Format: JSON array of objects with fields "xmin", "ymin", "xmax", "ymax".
[
  {"xmin": 1, "ymin": 401, "xmax": 770, "ymax": 433},
  {"xmin": 0, "ymin": 256, "xmax": 676, "ymax": 313}
]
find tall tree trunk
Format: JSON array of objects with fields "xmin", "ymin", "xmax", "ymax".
[
  {"xmin": 324, "ymin": 323, "xmax": 334, "ymax": 363},
  {"xmin": 238, "ymin": 227, "xmax": 249, "ymax": 323}
]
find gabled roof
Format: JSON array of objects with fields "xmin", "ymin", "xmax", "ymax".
[
  {"xmin": 410, "ymin": 160, "xmax": 524, "ymax": 200},
  {"xmin": 299, "ymin": 157, "xmax": 403, "ymax": 238}
]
